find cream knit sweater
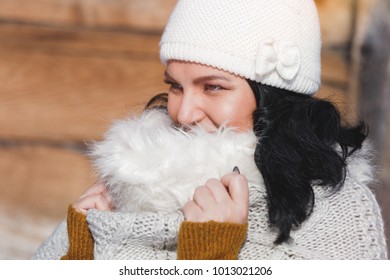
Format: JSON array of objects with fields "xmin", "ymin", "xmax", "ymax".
[{"xmin": 32, "ymin": 110, "xmax": 388, "ymax": 260}]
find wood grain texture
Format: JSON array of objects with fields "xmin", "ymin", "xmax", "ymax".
[
  {"xmin": 0, "ymin": 0, "xmax": 177, "ymax": 32},
  {"xmin": 0, "ymin": 51, "xmax": 166, "ymax": 141},
  {"xmin": 316, "ymin": 0, "xmax": 354, "ymax": 47},
  {"xmin": 0, "ymin": 23, "xmax": 167, "ymax": 141},
  {"xmin": 0, "ymin": 0, "xmax": 389, "ymax": 261},
  {"xmin": 0, "ymin": 0, "xmax": 355, "ymax": 47},
  {"xmin": 319, "ymin": 50, "xmax": 352, "ymax": 123},
  {"xmin": 0, "ymin": 22, "xmax": 352, "ymax": 141},
  {"xmin": 321, "ymin": 51, "xmax": 349, "ymax": 87},
  {"xmin": 0, "ymin": 21, "xmax": 161, "ymax": 55},
  {"xmin": 0, "ymin": 145, "xmax": 94, "ymax": 220}
]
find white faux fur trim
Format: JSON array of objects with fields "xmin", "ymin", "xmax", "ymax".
[
  {"xmin": 345, "ymin": 140, "xmax": 376, "ymax": 187},
  {"xmin": 90, "ymin": 109, "xmax": 375, "ymax": 213},
  {"xmin": 90, "ymin": 109, "xmax": 261, "ymax": 213}
]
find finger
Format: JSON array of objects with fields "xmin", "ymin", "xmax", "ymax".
[
  {"xmin": 192, "ymin": 185, "xmax": 216, "ymax": 211},
  {"xmin": 204, "ymin": 178, "xmax": 231, "ymax": 203},
  {"xmin": 73, "ymin": 193, "xmax": 111, "ymax": 214},
  {"xmin": 79, "ymin": 182, "xmax": 106, "ymax": 199},
  {"xmin": 101, "ymin": 188, "xmax": 114, "ymax": 207},
  {"xmin": 93, "ymin": 194, "xmax": 112, "ymax": 211},
  {"xmin": 182, "ymin": 200, "xmax": 203, "ymax": 222},
  {"xmin": 221, "ymin": 173, "xmax": 249, "ymax": 205}
]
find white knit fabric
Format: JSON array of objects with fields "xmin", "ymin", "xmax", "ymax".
[
  {"xmin": 32, "ymin": 110, "xmax": 388, "ymax": 260},
  {"xmin": 160, "ymin": 0, "xmax": 322, "ymax": 95}
]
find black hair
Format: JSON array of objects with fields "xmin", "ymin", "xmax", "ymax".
[
  {"xmin": 144, "ymin": 93, "xmax": 168, "ymax": 111},
  {"xmin": 247, "ymin": 80, "xmax": 368, "ymax": 244},
  {"xmin": 144, "ymin": 82, "xmax": 368, "ymax": 244}
]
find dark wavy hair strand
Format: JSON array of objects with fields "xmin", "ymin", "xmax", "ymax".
[
  {"xmin": 144, "ymin": 83, "xmax": 368, "ymax": 244},
  {"xmin": 248, "ymin": 80, "xmax": 368, "ymax": 244}
]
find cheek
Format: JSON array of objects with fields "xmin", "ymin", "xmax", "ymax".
[{"xmin": 218, "ymin": 93, "xmax": 256, "ymax": 130}]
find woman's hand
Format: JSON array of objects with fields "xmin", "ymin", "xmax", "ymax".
[
  {"xmin": 183, "ymin": 171, "xmax": 249, "ymax": 224},
  {"xmin": 72, "ymin": 182, "xmax": 112, "ymax": 215}
]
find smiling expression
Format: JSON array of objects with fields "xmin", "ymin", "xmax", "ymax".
[{"xmin": 165, "ymin": 61, "xmax": 257, "ymax": 132}]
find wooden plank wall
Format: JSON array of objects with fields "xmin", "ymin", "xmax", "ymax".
[
  {"xmin": 0, "ymin": 0, "xmax": 388, "ymax": 259},
  {"xmin": 0, "ymin": 0, "xmax": 173, "ymax": 259}
]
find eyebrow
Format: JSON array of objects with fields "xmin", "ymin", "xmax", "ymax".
[
  {"xmin": 164, "ymin": 71, "xmax": 177, "ymax": 82},
  {"xmin": 164, "ymin": 71, "xmax": 232, "ymax": 84},
  {"xmin": 193, "ymin": 75, "xmax": 232, "ymax": 84}
]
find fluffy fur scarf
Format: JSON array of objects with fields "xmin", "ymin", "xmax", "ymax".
[{"xmin": 89, "ymin": 109, "xmax": 262, "ymax": 213}]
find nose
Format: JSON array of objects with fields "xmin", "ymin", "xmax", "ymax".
[{"xmin": 176, "ymin": 91, "xmax": 204, "ymax": 126}]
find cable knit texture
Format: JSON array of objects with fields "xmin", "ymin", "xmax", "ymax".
[
  {"xmin": 160, "ymin": 0, "xmax": 321, "ymax": 95},
  {"xmin": 32, "ymin": 110, "xmax": 388, "ymax": 260}
]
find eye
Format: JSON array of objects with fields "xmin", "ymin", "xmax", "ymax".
[
  {"xmin": 204, "ymin": 84, "xmax": 224, "ymax": 91},
  {"xmin": 164, "ymin": 79, "xmax": 183, "ymax": 93}
]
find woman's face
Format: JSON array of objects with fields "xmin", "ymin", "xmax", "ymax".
[{"xmin": 166, "ymin": 61, "xmax": 257, "ymax": 132}]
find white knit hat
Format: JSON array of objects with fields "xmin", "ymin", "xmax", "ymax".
[{"xmin": 160, "ymin": 0, "xmax": 322, "ymax": 95}]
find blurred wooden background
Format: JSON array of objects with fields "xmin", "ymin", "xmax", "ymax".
[{"xmin": 0, "ymin": 0, "xmax": 389, "ymax": 259}]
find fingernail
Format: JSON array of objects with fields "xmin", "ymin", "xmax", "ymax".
[{"xmin": 233, "ymin": 166, "xmax": 240, "ymax": 174}]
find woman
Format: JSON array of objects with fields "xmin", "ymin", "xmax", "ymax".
[{"xmin": 33, "ymin": 0, "xmax": 387, "ymax": 259}]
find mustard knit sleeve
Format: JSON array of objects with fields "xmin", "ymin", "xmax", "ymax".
[
  {"xmin": 177, "ymin": 221, "xmax": 248, "ymax": 260},
  {"xmin": 60, "ymin": 205, "xmax": 95, "ymax": 260}
]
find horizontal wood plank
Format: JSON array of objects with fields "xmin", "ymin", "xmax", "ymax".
[
  {"xmin": 0, "ymin": 50, "xmax": 167, "ymax": 141},
  {"xmin": 0, "ymin": 0, "xmax": 389, "ymax": 261},
  {"xmin": 0, "ymin": 23, "xmax": 351, "ymax": 142},
  {"xmin": 316, "ymin": 0, "xmax": 354, "ymax": 47},
  {"xmin": 321, "ymin": 51, "xmax": 349, "ymax": 87},
  {"xmin": 0, "ymin": 50, "xmax": 166, "ymax": 141},
  {"xmin": 0, "ymin": 22, "xmax": 161, "ymax": 57},
  {"xmin": 0, "ymin": 145, "xmax": 94, "ymax": 220},
  {"xmin": 0, "ymin": 24, "xmax": 167, "ymax": 141},
  {"xmin": 0, "ymin": 0, "xmax": 177, "ymax": 33},
  {"xmin": 0, "ymin": 0, "xmax": 353, "ymax": 47}
]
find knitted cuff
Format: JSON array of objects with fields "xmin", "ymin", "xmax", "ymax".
[
  {"xmin": 60, "ymin": 205, "xmax": 94, "ymax": 260},
  {"xmin": 177, "ymin": 221, "xmax": 248, "ymax": 260}
]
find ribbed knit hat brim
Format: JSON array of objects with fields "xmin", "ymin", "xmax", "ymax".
[{"xmin": 160, "ymin": 0, "xmax": 322, "ymax": 95}]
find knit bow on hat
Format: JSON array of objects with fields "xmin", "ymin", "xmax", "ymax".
[
  {"xmin": 160, "ymin": 0, "xmax": 321, "ymax": 95},
  {"xmin": 255, "ymin": 40, "xmax": 301, "ymax": 81}
]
